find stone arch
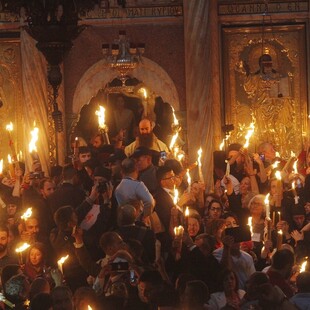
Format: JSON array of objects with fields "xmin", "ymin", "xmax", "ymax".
[{"xmin": 72, "ymin": 57, "xmax": 180, "ymax": 115}]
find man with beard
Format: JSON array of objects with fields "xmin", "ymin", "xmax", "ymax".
[
  {"xmin": 124, "ymin": 119, "xmax": 169, "ymax": 157},
  {"xmin": 0, "ymin": 225, "xmax": 18, "ymax": 273}
]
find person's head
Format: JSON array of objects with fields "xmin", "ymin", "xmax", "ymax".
[
  {"xmin": 4, "ymin": 274, "xmax": 30, "ymax": 305},
  {"xmin": 73, "ymin": 286, "xmax": 98, "ymax": 310},
  {"xmin": 269, "ymin": 177, "xmax": 283, "ymax": 196},
  {"xmin": 27, "ymin": 243, "xmax": 46, "ymax": 267},
  {"xmin": 0, "ymin": 224, "xmax": 9, "ymax": 253},
  {"xmin": 181, "ymin": 280, "xmax": 209, "ymax": 310},
  {"xmin": 248, "ymin": 194, "xmax": 266, "ymax": 218},
  {"xmin": 1, "ymin": 264, "xmax": 21, "ymax": 289},
  {"xmin": 138, "ymin": 270, "xmax": 163, "ymax": 303},
  {"xmin": 30, "ymin": 292, "xmax": 53, "ymax": 310},
  {"xmin": 62, "ymin": 164, "xmax": 78, "ymax": 184},
  {"xmin": 132, "ymin": 147, "xmax": 153, "ymax": 172},
  {"xmin": 240, "ymin": 176, "xmax": 251, "ymax": 195},
  {"xmin": 163, "ymin": 159, "xmax": 183, "ymax": 187},
  {"xmin": 296, "ymin": 272, "xmax": 310, "ymax": 293},
  {"xmin": 291, "ymin": 204, "xmax": 306, "ymax": 230},
  {"xmin": 204, "ymin": 193, "xmax": 220, "ymax": 209},
  {"xmin": 117, "ymin": 204, "xmax": 136, "ymax": 227},
  {"xmin": 29, "ymin": 278, "xmax": 50, "ymax": 300},
  {"xmin": 99, "ymin": 231, "xmax": 126, "ymax": 256},
  {"xmin": 223, "ymin": 212, "xmax": 239, "ymax": 228},
  {"xmin": 271, "ymin": 249, "xmax": 295, "ymax": 279},
  {"xmin": 24, "ymin": 216, "xmax": 40, "ymax": 238},
  {"xmin": 121, "ymin": 158, "xmax": 138, "ymax": 178},
  {"xmin": 258, "ymin": 142, "xmax": 276, "ymax": 162},
  {"xmin": 54, "ymin": 206, "xmax": 77, "ymax": 232},
  {"xmin": 6, "ymin": 202, "xmax": 17, "ymax": 217},
  {"xmin": 51, "ymin": 286, "xmax": 73, "ymax": 310},
  {"xmin": 245, "ymin": 272, "xmax": 269, "ymax": 300},
  {"xmin": 194, "ymin": 233, "xmax": 216, "ymax": 257},
  {"xmin": 50, "ymin": 165, "xmax": 63, "ymax": 186},
  {"xmin": 217, "ymin": 269, "xmax": 239, "ymax": 294},
  {"xmin": 139, "ymin": 119, "xmax": 152, "ymax": 135},
  {"xmin": 93, "ymin": 166, "xmax": 112, "ymax": 186},
  {"xmin": 92, "ymin": 134, "xmax": 104, "ymax": 148},
  {"xmin": 207, "ymin": 199, "xmax": 223, "ymax": 219},
  {"xmin": 78, "ymin": 146, "xmax": 91, "ymax": 163},
  {"xmin": 187, "ymin": 210, "xmax": 201, "ymax": 238},
  {"xmin": 39, "ymin": 178, "xmax": 56, "ymax": 199},
  {"xmin": 227, "ymin": 143, "xmax": 244, "ymax": 166},
  {"xmin": 156, "ymin": 166, "xmax": 175, "ymax": 190},
  {"xmin": 304, "ymin": 201, "xmax": 310, "ymax": 215}
]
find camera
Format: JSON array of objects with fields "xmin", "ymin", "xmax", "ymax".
[
  {"xmin": 97, "ymin": 181, "xmax": 108, "ymax": 193},
  {"xmin": 29, "ymin": 171, "xmax": 45, "ymax": 180}
]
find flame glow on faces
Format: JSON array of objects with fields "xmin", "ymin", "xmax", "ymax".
[
  {"xmin": 243, "ymin": 123, "xmax": 255, "ymax": 148},
  {"xmin": 6, "ymin": 122, "xmax": 13, "ymax": 132},
  {"xmin": 197, "ymin": 148, "xmax": 202, "ymax": 167},
  {"xmin": 29, "ymin": 126, "xmax": 39, "ymax": 153},
  {"xmin": 21, "ymin": 208, "xmax": 32, "ymax": 221},
  {"xmin": 95, "ymin": 106, "xmax": 106, "ymax": 129},
  {"xmin": 275, "ymin": 171, "xmax": 282, "ymax": 181},
  {"xmin": 16, "ymin": 243, "xmax": 30, "ymax": 253}
]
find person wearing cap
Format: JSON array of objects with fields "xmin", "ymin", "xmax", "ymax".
[
  {"xmin": 124, "ymin": 118, "xmax": 169, "ymax": 157},
  {"xmin": 114, "ymin": 158, "xmax": 155, "ymax": 221},
  {"xmin": 131, "ymin": 146, "xmax": 158, "ymax": 195}
]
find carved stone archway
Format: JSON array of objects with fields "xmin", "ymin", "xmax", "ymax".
[{"xmin": 72, "ymin": 57, "xmax": 180, "ymax": 116}]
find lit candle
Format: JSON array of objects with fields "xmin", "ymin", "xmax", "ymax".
[
  {"xmin": 173, "ymin": 225, "xmax": 184, "ymax": 238},
  {"xmin": 186, "ymin": 169, "xmax": 191, "ymax": 192},
  {"xmin": 29, "ymin": 124, "xmax": 40, "ymax": 163},
  {"xmin": 300, "ymin": 260, "xmax": 308, "ymax": 273},
  {"xmin": 278, "ymin": 211, "xmax": 281, "ymax": 222},
  {"xmin": 173, "ymin": 186, "xmax": 179, "ymax": 206},
  {"xmin": 197, "ymin": 148, "xmax": 204, "ymax": 183},
  {"xmin": 0, "ymin": 159, "xmax": 3, "ymax": 175},
  {"xmin": 57, "ymin": 255, "xmax": 69, "ymax": 275},
  {"xmin": 88, "ymin": 306, "xmax": 93, "ymax": 310},
  {"xmin": 275, "ymin": 171, "xmax": 282, "ymax": 208},
  {"xmin": 219, "ymin": 139, "xmax": 225, "ymax": 151},
  {"xmin": 16, "ymin": 243, "xmax": 30, "ymax": 265},
  {"xmin": 169, "ymin": 132, "xmax": 179, "ymax": 153},
  {"xmin": 225, "ymin": 160, "xmax": 230, "ymax": 176},
  {"xmin": 7, "ymin": 154, "xmax": 15, "ymax": 178},
  {"xmin": 272, "ymin": 160, "xmax": 280, "ymax": 170},
  {"xmin": 21, "ymin": 208, "xmax": 32, "ymax": 221},
  {"xmin": 276, "ymin": 229, "xmax": 283, "ymax": 250},
  {"xmin": 275, "ymin": 151, "xmax": 281, "ymax": 158},
  {"xmin": 248, "ymin": 217, "xmax": 253, "ymax": 237},
  {"xmin": 264, "ymin": 193, "xmax": 270, "ymax": 220},
  {"xmin": 293, "ymin": 159, "xmax": 298, "ymax": 175},
  {"xmin": 95, "ymin": 105, "xmax": 110, "ymax": 144},
  {"xmin": 243, "ymin": 122, "xmax": 255, "ymax": 149},
  {"xmin": 184, "ymin": 207, "xmax": 189, "ymax": 231}
]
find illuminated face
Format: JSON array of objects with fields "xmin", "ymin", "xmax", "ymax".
[
  {"xmin": 225, "ymin": 216, "xmax": 238, "ymax": 228},
  {"xmin": 263, "ymin": 144, "xmax": 276, "ymax": 161},
  {"xmin": 25, "ymin": 218, "xmax": 39, "ymax": 235},
  {"xmin": 270, "ymin": 179, "xmax": 278, "ymax": 196},
  {"xmin": 223, "ymin": 272, "xmax": 237, "ymax": 291},
  {"xmin": 160, "ymin": 170, "xmax": 175, "ymax": 190},
  {"xmin": 304, "ymin": 202, "xmax": 310, "ymax": 215},
  {"xmin": 136, "ymin": 155, "xmax": 151, "ymax": 172},
  {"xmin": 249, "ymin": 200, "xmax": 264, "ymax": 217},
  {"xmin": 29, "ymin": 247, "xmax": 43, "ymax": 266},
  {"xmin": 93, "ymin": 136, "xmax": 103, "ymax": 148},
  {"xmin": 188, "ymin": 217, "xmax": 200, "ymax": 237},
  {"xmin": 41, "ymin": 181, "xmax": 55, "ymax": 199},
  {"xmin": 228, "ymin": 150, "xmax": 244, "ymax": 165},
  {"xmin": 208, "ymin": 202, "xmax": 222, "ymax": 219},
  {"xmin": 293, "ymin": 215, "xmax": 305, "ymax": 229},
  {"xmin": 240, "ymin": 177, "xmax": 251, "ymax": 195},
  {"xmin": 7, "ymin": 204, "xmax": 17, "ymax": 217},
  {"xmin": 139, "ymin": 120, "xmax": 152, "ymax": 135},
  {"xmin": 0, "ymin": 231, "xmax": 8, "ymax": 252},
  {"xmin": 79, "ymin": 152, "xmax": 91, "ymax": 163}
]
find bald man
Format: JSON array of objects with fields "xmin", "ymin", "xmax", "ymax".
[{"xmin": 124, "ymin": 119, "xmax": 169, "ymax": 157}]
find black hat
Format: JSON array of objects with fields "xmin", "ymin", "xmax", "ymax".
[
  {"xmin": 108, "ymin": 149, "xmax": 127, "ymax": 163},
  {"xmin": 93, "ymin": 166, "xmax": 112, "ymax": 181},
  {"xmin": 131, "ymin": 147, "xmax": 153, "ymax": 158}
]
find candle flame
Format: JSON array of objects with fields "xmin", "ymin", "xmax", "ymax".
[
  {"xmin": 95, "ymin": 106, "xmax": 106, "ymax": 129},
  {"xmin": 197, "ymin": 148, "xmax": 202, "ymax": 167},
  {"xmin": 169, "ymin": 132, "xmax": 179, "ymax": 150},
  {"xmin": 292, "ymin": 182, "xmax": 295, "ymax": 190},
  {"xmin": 16, "ymin": 243, "xmax": 30, "ymax": 253},
  {"xmin": 275, "ymin": 171, "xmax": 281, "ymax": 180},
  {"xmin": 6, "ymin": 122, "xmax": 13, "ymax": 131},
  {"xmin": 291, "ymin": 151, "xmax": 296, "ymax": 157},
  {"xmin": 7, "ymin": 154, "xmax": 12, "ymax": 164},
  {"xmin": 75, "ymin": 136, "xmax": 78, "ymax": 141},
  {"xmin": 278, "ymin": 229, "xmax": 283, "ymax": 235},
  {"xmin": 177, "ymin": 153, "xmax": 184, "ymax": 162},
  {"xmin": 21, "ymin": 208, "xmax": 32, "ymax": 220},
  {"xmin": 186, "ymin": 169, "xmax": 191, "ymax": 187},
  {"xmin": 0, "ymin": 159, "xmax": 3, "ymax": 174},
  {"xmin": 275, "ymin": 151, "xmax": 280, "ymax": 158},
  {"xmin": 293, "ymin": 159, "xmax": 298, "ymax": 174},
  {"xmin": 29, "ymin": 126, "xmax": 39, "ymax": 153},
  {"xmin": 172, "ymin": 107, "xmax": 179, "ymax": 126},
  {"xmin": 272, "ymin": 160, "xmax": 280, "ymax": 169},
  {"xmin": 185, "ymin": 206, "xmax": 189, "ymax": 217},
  {"xmin": 174, "ymin": 225, "xmax": 184, "ymax": 236},
  {"xmin": 17, "ymin": 151, "xmax": 23, "ymax": 162},
  {"xmin": 173, "ymin": 186, "xmax": 179, "ymax": 205},
  {"xmin": 248, "ymin": 217, "xmax": 253, "ymax": 235},
  {"xmin": 264, "ymin": 193, "xmax": 270, "ymax": 205},
  {"xmin": 300, "ymin": 261, "xmax": 307, "ymax": 273},
  {"xmin": 219, "ymin": 139, "xmax": 225, "ymax": 151},
  {"xmin": 244, "ymin": 122, "xmax": 255, "ymax": 148},
  {"xmin": 88, "ymin": 306, "xmax": 93, "ymax": 310},
  {"xmin": 57, "ymin": 255, "xmax": 69, "ymax": 265}
]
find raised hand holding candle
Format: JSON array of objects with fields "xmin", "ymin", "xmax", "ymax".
[
  {"xmin": 95, "ymin": 106, "xmax": 110, "ymax": 144},
  {"xmin": 16, "ymin": 243, "xmax": 30, "ymax": 265}
]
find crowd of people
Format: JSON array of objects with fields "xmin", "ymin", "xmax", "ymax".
[{"xmin": 0, "ymin": 117, "xmax": 309, "ymax": 310}]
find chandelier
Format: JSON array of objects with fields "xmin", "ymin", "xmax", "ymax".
[{"xmin": 102, "ymin": 31, "xmax": 145, "ymax": 85}]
